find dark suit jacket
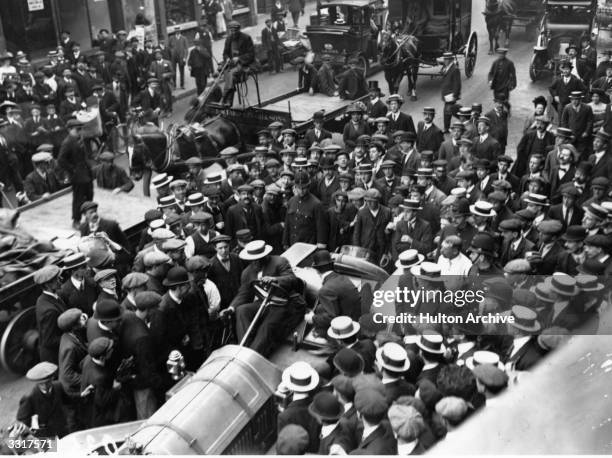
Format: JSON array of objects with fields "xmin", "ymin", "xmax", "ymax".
[
  {"xmin": 416, "ymin": 122, "xmax": 444, "ymax": 153},
  {"xmin": 304, "ymin": 127, "xmax": 332, "ymax": 145},
  {"xmin": 137, "ymin": 88, "xmax": 163, "ymax": 112},
  {"xmin": 504, "ymin": 336, "xmax": 546, "ymax": 371},
  {"xmin": 208, "ymin": 254, "xmax": 243, "ymax": 310},
  {"xmin": 392, "ymin": 218, "xmax": 433, "ymax": 258},
  {"xmin": 58, "ymin": 134, "xmax": 93, "ymax": 184},
  {"xmin": 312, "ymin": 272, "xmax": 362, "ymax": 335},
  {"xmin": 36, "ymin": 292, "xmax": 68, "ymax": 364},
  {"xmin": 473, "ymin": 135, "xmax": 501, "ymax": 162},
  {"xmin": 223, "ymin": 31, "xmax": 255, "ymax": 66},
  {"xmin": 438, "ymin": 139, "xmax": 460, "ymax": 164},
  {"xmin": 375, "ymin": 176, "xmax": 400, "ymax": 205},
  {"xmin": 23, "ymin": 170, "xmax": 60, "ymax": 201},
  {"xmin": 353, "ymin": 205, "xmax": 392, "ymax": 261},
  {"xmin": 382, "ymin": 379, "xmax": 416, "ymax": 405},
  {"xmin": 387, "ymin": 112, "xmax": 415, "ymax": 134},
  {"xmin": 588, "ymin": 150, "xmax": 612, "ymax": 181},
  {"xmin": 485, "ymin": 109, "xmax": 508, "ymax": 146},
  {"xmin": 369, "ymin": 99, "xmax": 388, "ymax": 119},
  {"xmin": 560, "ymin": 102, "xmax": 593, "ymax": 139},
  {"xmin": 538, "ymin": 240, "xmax": 576, "ymax": 275},
  {"xmin": 549, "ymin": 74, "xmax": 586, "ymax": 107},
  {"xmin": 440, "ymin": 63, "xmax": 461, "ymax": 100},
  {"xmin": 548, "ymin": 203, "xmax": 584, "ymax": 231},
  {"xmin": 514, "ymin": 130, "xmax": 555, "ymax": 178},
  {"xmin": 548, "ymin": 165, "xmax": 576, "ymax": 203},
  {"xmin": 229, "ymin": 255, "xmax": 298, "ymax": 309},
  {"xmin": 277, "ymin": 397, "xmax": 319, "ymax": 453},
  {"xmin": 350, "ymin": 423, "xmax": 397, "ymax": 455},
  {"xmin": 225, "ymin": 202, "xmax": 264, "ymax": 240},
  {"xmin": 58, "ymin": 276, "xmax": 98, "ymax": 317},
  {"xmin": 501, "ymin": 237, "xmax": 534, "ymax": 266}
]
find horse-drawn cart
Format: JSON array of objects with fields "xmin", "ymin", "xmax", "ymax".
[
  {"xmin": 0, "ymin": 187, "xmax": 152, "ymax": 375},
  {"xmin": 383, "ymin": 0, "xmax": 478, "ymax": 99},
  {"xmin": 530, "ymin": 0, "xmax": 598, "ymax": 81}
]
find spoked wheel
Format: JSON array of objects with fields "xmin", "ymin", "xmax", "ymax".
[
  {"xmin": 465, "ymin": 33, "xmax": 477, "ymax": 78},
  {"xmin": 0, "ymin": 307, "xmax": 39, "ymax": 375},
  {"xmin": 357, "ymin": 55, "xmax": 369, "ymax": 77}
]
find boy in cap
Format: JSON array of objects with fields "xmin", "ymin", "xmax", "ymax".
[
  {"xmin": 80, "ymin": 337, "xmax": 122, "ymax": 428},
  {"xmin": 95, "ymin": 151, "xmax": 134, "ymax": 194},
  {"xmin": 17, "ymin": 362, "xmax": 69, "ymax": 437},
  {"xmin": 57, "ymin": 308, "xmax": 88, "ymax": 431},
  {"xmin": 34, "ymin": 265, "xmax": 67, "ymax": 364}
]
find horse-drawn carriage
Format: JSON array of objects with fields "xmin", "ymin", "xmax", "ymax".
[
  {"xmin": 529, "ymin": 0, "xmax": 598, "ymax": 81},
  {"xmin": 383, "ymin": 0, "xmax": 478, "ymax": 99},
  {"xmin": 304, "ymin": 0, "xmax": 387, "ymax": 74}
]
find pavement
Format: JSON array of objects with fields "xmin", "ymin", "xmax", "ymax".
[{"xmin": 170, "ymin": 0, "xmax": 320, "ymax": 104}]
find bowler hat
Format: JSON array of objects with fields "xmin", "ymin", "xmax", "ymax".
[
  {"xmin": 162, "ymin": 266, "xmax": 190, "ymax": 287},
  {"xmin": 308, "ymin": 391, "xmax": 343, "ymax": 422},
  {"xmin": 96, "ymin": 299, "xmax": 123, "ymax": 321},
  {"xmin": 333, "ymin": 347, "xmax": 364, "ymax": 376},
  {"xmin": 312, "ymin": 249, "xmax": 334, "ymax": 269},
  {"xmin": 562, "ymin": 225, "xmax": 587, "ymax": 241}
]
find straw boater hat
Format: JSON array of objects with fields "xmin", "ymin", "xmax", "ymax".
[
  {"xmin": 465, "ymin": 350, "xmax": 504, "ymax": 371},
  {"xmin": 239, "ymin": 240, "xmax": 273, "ymax": 261},
  {"xmin": 508, "ymin": 305, "xmax": 541, "ymax": 333},
  {"xmin": 546, "ymin": 274, "xmax": 580, "ymax": 297},
  {"xmin": 469, "ymin": 201, "xmax": 497, "ymax": 218},
  {"xmin": 395, "ymin": 249, "xmax": 425, "ymax": 270},
  {"xmin": 416, "ymin": 331, "xmax": 446, "ymax": 355},
  {"xmin": 410, "ymin": 262, "xmax": 444, "ymax": 282},
  {"xmin": 282, "ymin": 361, "xmax": 320, "ymax": 392},
  {"xmin": 327, "ymin": 316, "xmax": 360, "ymax": 340},
  {"xmin": 376, "ymin": 342, "xmax": 411, "ymax": 372}
]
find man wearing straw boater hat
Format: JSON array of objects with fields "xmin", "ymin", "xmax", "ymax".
[
  {"xmin": 375, "ymin": 342, "xmax": 415, "ymax": 404},
  {"xmin": 327, "ymin": 316, "xmax": 376, "ymax": 373},
  {"xmin": 222, "ymin": 240, "xmax": 306, "ymax": 356},
  {"xmin": 277, "ymin": 361, "xmax": 321, "ymax": 452},
  {"xmin": 503, "ymin": 305, "xmax": 544, "ymax": 371}
]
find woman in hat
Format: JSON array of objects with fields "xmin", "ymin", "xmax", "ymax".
[
  {"xmin": 327, "ymin": 190, "xmax": 354, "ymax": 252},
  {"xmin": 588, "ymin": 88, "xmax": 609, "ymax": 131}
]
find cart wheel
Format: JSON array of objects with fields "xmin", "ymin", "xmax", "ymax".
[
  {"xmin": 357, "ymin": 55, "xmax": 369, "ymax": 77},
  {"xmin": 529, "ymin": 53, "xmax": 543, "ymax": 82},
  {"xmin": 0, "ymin": 307, "xmax": 39, "ymax": 375},
  {"xmin": 465, "ymin": 33, "xmax": 477, "ymax": 78}
]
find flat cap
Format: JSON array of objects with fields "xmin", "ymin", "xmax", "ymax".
[
  {"xmin": 220, "ymin": 146, "xmax": 239, "ymax": 156},
  {"xmin": 591, "ymin": 177, "xmax": 610, "ymax": 189},
  {"xmin": 88, "ymin": 337, "xmax": 114, "ymax": 358},
  {"xmin": 347, "ymin": 187, "xmax": 366, "ymax": 200},
  {"xmin": 151, "ymin": 228, "xmax": 176, "ymax": 240},
  {"xmin": 498, "ymin": 218, "xmax": 522, "ymax": 231},
  {"xmin": 276, "ymin": 425, "xmax": 309, "ymax": 455},
  {"xmin": 80, "ymin": 201, "xmax": 98, "ymax": 213},
  {"xmin": 57, "ymin": 308, "xmax": 83, "ymax": 332},
  {"xmin": 190, "ymin": 211, "xmax": 213, "ymax": 223},
  {"xmin": 26, "ymin": 361, "xmax": 58, "ymax": 382},
  {"xmin": 143, "ymin": 251, "xmax": 171, "ymax": 267},
  {"xmin": 93, "ymin": 268, "xmax": 117, "ymax": 282},
  {"xmin": 134, "ymin": 291, "xmax": 162, "ymax": 311},
  {"xmin": 504, "ymin": 258, "xmax": 532, "ymax": 273},
  {"xmin": 354, "ymin": 388, "xmax": 388, "ymax": 419},
  {"xmin": 364, "ymin": 188, "xmax": 382, "ymax": 201},
  {"xmin": 185, "ymin": 255, "xmax": 211, "ymax": 272},
  {"xmin": 584, "ymin": 234, "xmax": 611, "ymax": 248},
  {"xmin": 435, "ymin": 396, "xmax": 469, "ymax": 424},
  {"xmin": 162, "ymin": 238, "xmax": 186, "ymax": 251},
  {"xmin": 537, "ymin": 219, "xmax": 563, "ymax": 234},
  {"xmin": 33, "ymin": 265, "xmax": 61, "ymax": 284},
  {"xmin": 87, "ymin": 248, "xmax": 114, "ymax": 268},
  {"xmin": 472, "ymin": 364, "xmax": 509, "ymax": 392},
  {"xmin": 32, "ymin": 152, "xmax": 53, "ymax": 163},
  {"xmin": 122, "ymin": 272, "xmax": 149, "ymax": 289},
  {"xmin": 388, "ymin": 405, "xmax": 425, "ymax": 442}
]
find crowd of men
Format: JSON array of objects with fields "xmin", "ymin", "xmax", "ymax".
[{"xmin": 4, "ymin": 30, "xmax": 612, "ymax": 455}]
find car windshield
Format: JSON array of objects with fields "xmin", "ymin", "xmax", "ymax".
[{"xmin": 318, "ymin": 4, "xmax": 366, "ymax": 25}]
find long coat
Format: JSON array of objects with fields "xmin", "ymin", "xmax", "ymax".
[
  {"xmin": 58, "ymin": 134, "xmax": 93, "ymax": 184},
  {"xmin": 17, "ymin": 382, "xmax": 68, "ymax": 438},
  {"xmin": 283, "ymin": 192, "xmax": 327, "ymax": 247},
  {"xmin": 58, "ymin": 332, "xmax": 88, "ymax": 397},
  {"xmin": 391, "ymin": 217, "xmax": 433, "ymax": 258},
  {"xmin": 209, "ymin": 254, "xmax": 243, "ymax": 309},
  {"xmin": 36, "ymin": 292, "xmax": 67, "ymax": 364},
  {"xmin": 225, "ymin": 202, "xmax": 264, "ymax": 240},
  {"xmin": 353, "ymin": 205, "xmax": 392, "ymax": 262}
]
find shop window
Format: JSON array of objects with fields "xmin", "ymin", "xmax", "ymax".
[{"xmin": 165, "ymin": 0, "xmax": 196, "ymax": 25}]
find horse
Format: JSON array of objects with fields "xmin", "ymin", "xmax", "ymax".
[
  {"xmin": 379, "ymin": 31, "xmax": 420, "ymax": 100},
  {"xmin": 483, "ymin": 0, "xmax": 516, "ymax": 54}
]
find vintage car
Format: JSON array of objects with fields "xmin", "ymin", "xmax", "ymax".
[
  {"xmin": 57, "ymin": 243, "xmax": 388, "ymax": 454},
  {"xmin": 305, "ymin": 0, "xmax": 387, "ymax": 73}
]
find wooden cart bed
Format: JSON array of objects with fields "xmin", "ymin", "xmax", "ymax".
[{"xmin": 263, "ymin": 93, "xmax": 354, "ymax": 123}]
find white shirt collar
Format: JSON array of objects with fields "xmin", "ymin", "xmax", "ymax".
[
  {"xmin": 321, "ymin": 270, "xmax": 333, "ymax": 281},
  {"xmin": 382, "ymin": 375, "xmax": 400, "ymax": 384},
  {"xmin": 169, "ymin": 289, "xmax": 182, "ymax": 304},
  {"xmin": 320, "ymin": 423, "xmax": 339, "ymax": 439},
  {"xmin": 362, "ymin": 424, "xmax": 379, "ymax": 442},
  {"xmin": 397, "ymin": 440, "xmax": 419, "ymax": 455},
  {"xmin": 70, "ymin": 276, "xmax": 83, "ymax": 290},
  {"xmin": 343, "ymin": 402, "xmax": 353, "ymax": 413}
]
